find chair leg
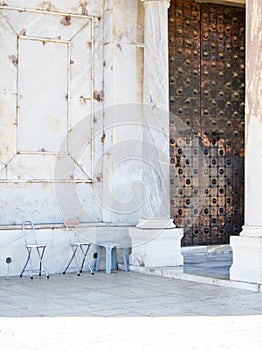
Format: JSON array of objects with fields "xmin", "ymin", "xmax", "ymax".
[
  {"xmin": 64, "ymin": 246, "xmax": 81, "ymax": 276},
  {"xmin": 20, "ymin": 247, "xmax": 49, "ymax": 279},
  {"xmin": 63, "ymin": 246, "xmax": 77, "ymax": 274},
  {"xmin": 37, "ymin": 247, "xmax": 43, "ymax": 275},
  {"xmin": 28, "ymin": 247, "xmax": 34, "ymax": 279},
  {"xmin": 72, "ymin": 246, "xmax": 81, "ymax": 276},
  {"xmin": 79, "ymin": 245, "xmax": 94, "ymax": 275},
  {"xmin": 20, "ymin": 248, "xmax": 32, "ymax": 278},
  {"xmin": 36, "ymin": 247, "xmax": 49, "ymax": 278}
]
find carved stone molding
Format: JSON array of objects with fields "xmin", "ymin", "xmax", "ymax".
[{"xmin": 141, "ymin": 0, "xmax": 170, "ymax": 8}]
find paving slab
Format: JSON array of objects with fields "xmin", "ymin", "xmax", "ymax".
[{"xmin": 0, "ymin": 271, "xmax": 262, "ymax": 349}]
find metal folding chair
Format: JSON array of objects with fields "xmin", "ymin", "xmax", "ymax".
[
  {"xmin": 20, "ymin": 221, "xmax": 49, "ymax": 279},
  {"xmin": 63, "ymin": 219, "xmax": 94, "ymax": 276}
]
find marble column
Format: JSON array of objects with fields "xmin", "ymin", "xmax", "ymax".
[
  {"xmin": 141, "ymin": 0, "xmax": 170, "ymax": 221},
  {"xmin": 230, "ymin": 0, "xmax": 262, "ymax": 284},
  {"xmin": 129, "ymin": 0, "xmax": 183, "ymax": 268},
  {"xmin": 142, "ymin": 0, "xmax": 170, "ymax": 111}
]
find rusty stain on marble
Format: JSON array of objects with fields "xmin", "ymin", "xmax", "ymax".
[
  {"xmin": 95, "ymin": 173, "xmax": 102, "ymax": 182},
  {"xmin": 37, "ymin": 1, "xmax": 56, "ymax": 11},
  {"xmin": 93, "ymin": 90, "xmax": 104, "ymax": 102},
  {"xmin": 100, "ymin": 133, "xmax": 105, "ymax": 143},
  {"xmin": 79, "ymin": 95, "xmax": 90, "ymax": 104},
  {"xmin": 19, "ymin": 28, "xmax": 27, "ymax": 36},
  {"xmin": 8, "ymin": 55, "xmax": 18, "ymax": 67},
  {"xmin": 60, "ymin": 15, "xmax": 71, "ymax": 26},
  {"xmin": 79, "ymin": 1, "xmax": 88, "ymax": 16}
]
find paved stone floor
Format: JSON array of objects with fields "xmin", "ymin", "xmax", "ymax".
[
  {"xmin": 183, "ymin": 251, "xmax": 232, "ymax": 279},
  {"xmin": 0, "ymin": 268, "xmax": 262, "ymax": 349}
]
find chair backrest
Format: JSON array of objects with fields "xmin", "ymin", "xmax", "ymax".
[
  {"xmin": 64, "ymin": 218, "xmax": 80, "ymax": 244},
  {"xmin": 22, "ymin": 221, "xmax": 37, "ymax": 246}
]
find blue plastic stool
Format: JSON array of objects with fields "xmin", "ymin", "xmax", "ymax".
[{"xmin": 95, "ymin": 241, "xmax": 128, "ymax": 274}]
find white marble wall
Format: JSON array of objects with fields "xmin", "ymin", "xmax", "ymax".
[
  {"xmin": 0, "ymin": 0, "xmax": 104, "ymax": 16},
  {"xmin": 102, "ymin": 0, "xmax": 144, "ymax": 224},
  {"xmin": 0, "ymin": 0, "xmax": 183, "ymax": 275},
  {"xmin": 0, "ymin": 0, "xmax": 146, "ymax": 275},
  {"xmin": 230, "ymin": 0, "xmax": 262, "ymax": 284},
  {"xmin": 0, "ymin": 1, "xmax": 104, "ymax": 224}
]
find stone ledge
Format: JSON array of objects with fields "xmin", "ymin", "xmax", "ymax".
[
  {"xmin": 127, "ymin": 264, "xmax": 262, "ymax": 293},
  {"xmin": 182, "ymin": 244, "xmax": 232, "ymax": 256},
  {"xmin": 0, "ymin": 222, "xmax": 135, "ymax": 231}
]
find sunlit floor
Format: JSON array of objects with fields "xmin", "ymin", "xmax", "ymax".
[{"xmin": 1, "ymin": 264, "xmax": 262, "ymax": 349}]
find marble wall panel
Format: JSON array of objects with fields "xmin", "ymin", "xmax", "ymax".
[
  {"xmin": 0, "ymin": 2, "xmax": 104, "ymax": 226},
  {"xmin": 0, "ymin": 182, "xmax": 101, "ymax": 225},
  {"xmin": 102, "ymin": 1, "xmax": 144, "ymax": 224},
  {"xmin": 0, "ymin": 94, "xmax": 16, "ymax": 170},
  {"xmin": 0, "ymin": 9, "xmax": 91, "ymax": 40},
  {"xmin": 18, "ymin": 39, "xmax": 68, "ymax": 153},
  {"xmin": 1, "ymin": 0, "xmax": 104, "ymax": 17},
  {"xmin": 0, "ymin": 16, "xmax": 17, "ymax": 94}
]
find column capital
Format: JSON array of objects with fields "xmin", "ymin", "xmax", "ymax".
[{"xmin": 141, "ymin": 0, "xmax": 170, "ymax": 8}]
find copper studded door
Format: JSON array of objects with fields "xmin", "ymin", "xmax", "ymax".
[{"xmin": 169, "ymin": 0, "xmax": 245, "ymax": 245}]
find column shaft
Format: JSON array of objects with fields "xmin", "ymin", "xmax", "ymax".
[
  {"xmin": 141, "ymin": 0, "xmax": 171, "ymax": 220},
  {"xmin": 244, "ymin": 0, "xmax": 262, "ymax": 229},
  {"xmin": 142, "ymin": 0, "xmax": 170, "ymax": 110},
  {"xmin": 230, "ymin": 0, "xmax": 262, "ymax": 284}
]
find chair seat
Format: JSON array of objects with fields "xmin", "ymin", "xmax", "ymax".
[
  {"xmin": 26, "ymin": 244, "xmax": 46, "ymax": 248},
  {"xmin": 70, "ymin": 242, "xmax": 90, "ymax": 247}
]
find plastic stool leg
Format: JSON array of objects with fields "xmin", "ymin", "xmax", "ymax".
[
  {"xmin": 95, "ymin": 246, "xmax": 101, "ymax": 271},
  {"xmin": 112, "ymin": 247, "xmax": 117, "ymax": 270},
  {"xmin": 105, "ymin": 246, "xmax": 112, "ymax": 274},
  {"xmin": 122, "ymin": 248, "xmax": 129, "ymax": 272}
]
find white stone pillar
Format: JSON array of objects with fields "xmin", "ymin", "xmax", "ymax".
[
  {"xmin": 142, "ymin": 0, "xmax": 170, "ymax": 111},
  {"xmin": 129, "ymin": 0, "xmax": 183, "ymax": 268},
  {"xmin": 230, "ymin": 0, "xmax": 262, "ymax": 284},
  {"xmin": 142, "ymin": 0, "xmax": 171, "ymax": 221}
]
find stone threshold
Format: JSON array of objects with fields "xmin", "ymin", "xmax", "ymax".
[
  {"xmin": 126, "ymin": 265, "xmax": 262, "ymax": 293},
  {"xmin": 181, "ymin": 244, "xmax": 232, "ymax": 256}
]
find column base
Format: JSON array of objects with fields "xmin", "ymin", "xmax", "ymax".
[
  {"xmin": 129, "ymin": 219, "xmax": 184, "ymax": 267},
  {"xmin": 230, "ymin": 226, "xmax": 262, "ymax": 284}
]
